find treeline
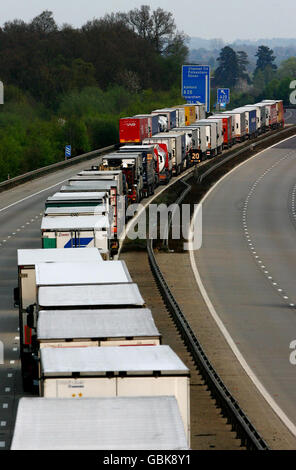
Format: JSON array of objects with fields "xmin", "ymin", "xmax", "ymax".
[
  {"xmin": 0, "ymin": 7, "xmax": 188, "ymax": 182},
  {"xmin": 0, "ymin": 8, "xmax": 188, "ymax": 107},
  {"xmin": 213, "ymin": 45, "xmax": 295, "ymax": 106},
  {"xmin": 0, "ymin": 85, "xmax": 183, "ymax": 182}
]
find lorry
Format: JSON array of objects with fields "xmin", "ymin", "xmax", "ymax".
[
  {"xmin": 134, "ymin": 114, "xmax": 159, "ymax": 136},
  {"xmin": 222, "ymin": 110, "xmax": 247, "ymax": 142},
  {"xmin": 100, "ymin": 153, "xmax": 144, "ymax": 204},
  {"xmin": 11, "ymin": 396, "xmax": 189, "ymax": 450},
  {"xmin": 262, "ymin": 99, "xmax": 284, "ymax": 127},
  {"xmin": 201, "ymin": 118, "xmax": 223, "ymax": 153},
  {"xmin": 253, "ymin": 102, "xmax": 269, "ymax": 131},
  {"xmin": 118, "ymin": 145, "xmax": 156, "ymax": 196},
  {"xmin": 119, "ymin": 116, "xmax": 149, "ymax": 143},
  {"xmin": 37, "ymin": 308, "xmax": 161, "ymax": 348},
  {"xmin": 208, "ymin": 114, "xmax": 233, "ymax": 149},
  {"xmin": 119, "ymin": 144, "xmax": 168, "ymax": 187},
  {"xmin": 171, "ymin": 125, "xmax": 207, "ymax": 164},
  {"xmin": 39, "ymin": 345, "xmax": 190, "ymax": 442},
  {"xmin": 144, "ymin": 132, "xmax": 186, "ymax": 175},
  {"xmin": 233, "ymin": 106, "xmax": 257, "ymax": 138},
  {"xmin": 173, "ymin": 105, "xmax": 196, "ymax": 126},
  {"xmin": 172, "ymin": 106, "xmax": 186, "ymax": 127},
  {"xmin": 244, "ymin": 104, "xmax": 265, "ymax": 134},
  {"xmin": 192, "ymin": 121, "xmax": 218, "ymax": 157},
  {"xmin": 151, "ymin": 108, "xmax": 177, "ymax": 131},
  {"xmin": 20, "ymin": 260, "xmax": 134, "ymax": 391}
]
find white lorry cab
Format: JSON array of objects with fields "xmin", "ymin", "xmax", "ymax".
[
  {"xmin": 37, "ymin": 308, "xmax": 161, "ymax": 348},
  {"xmin": 39, "ymin": 345, "xmax": 190, "ymax": 443},
  {"xmin": 11, "ymin": 396, "xmax": 189, "ymax": 450}
]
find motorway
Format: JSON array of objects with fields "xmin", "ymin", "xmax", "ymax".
[
  {"xmin": 0, "ymin": 109, "xmax": 295, "ymax": 449},
  {"xmin": 192, "ymin": 109, "xmax": 296, "ymax": 436}
]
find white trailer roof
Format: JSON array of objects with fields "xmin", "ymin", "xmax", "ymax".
[
  {"xmin": 37, "ymin": 308, "xmax": 160, "ymax": 340},
  {"xmin": 11, "ymin": 396, "xmax": 188, "ymax": 450},
  {"xmin": 41, "ymin": 345, "xmax": 188, "ymax": 376},
  {"xmin": 38, "ymin": 283, "xmax": 145, "ymax": 308},
  {"xmin": 17, "ymin": 248, "xmax": 103, "ymax": 266},
  {"xmin": 35, "ymin": 261, "xmax": 132, "ymax": 286},
  {"xmin": 44, "ymin": 206, "xmax": 107, "ymax": 216},
  {"xmin": 47, "ymin": 192, "xmax": 107, "ymax": 201},
  {"xmin": 61, "ymin": 182, "xmax": 116, "ymax": 192},
  {"xmin": 77, "ymin": 170, "xmax": 122, "ymax": 175},
  {"xmin": 41, "ymin": 215, "xmax": 109, "ymax": 230}
]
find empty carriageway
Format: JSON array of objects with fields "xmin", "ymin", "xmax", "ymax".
[{"xmin": 190, "ymin": 133, "xmax": 296, "ymax": 441}]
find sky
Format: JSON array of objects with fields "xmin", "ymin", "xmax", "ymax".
[{"xmin": 1, "ymin": 0, "xmax": 295, "ymax": 42}]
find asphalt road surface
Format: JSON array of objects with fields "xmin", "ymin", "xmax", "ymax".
[{"xmin": 193, "ymin": 121, "xmax": 296, "ymax": 435}]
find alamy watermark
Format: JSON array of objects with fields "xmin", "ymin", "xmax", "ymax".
[{"xmin": 94, "ymin": 198, "xmax": 202, "ymax": 251}]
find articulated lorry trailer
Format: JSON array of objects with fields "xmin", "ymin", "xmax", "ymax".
[
  {"xmin": 39, "ymin": 345, "xmax": 190, "ymax": 443},
  {"xmin": 144, "ymin": 132, "xmax": 186, "ymax": 175},
  {"xmin": 11, "ymin": 396, "xmax": 189, "ymax": 450},
  {"xmin": 37, "ymin": 308, "xmax": 161, "ymax": 349}
]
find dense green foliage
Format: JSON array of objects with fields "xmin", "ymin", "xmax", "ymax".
[
  {"xmin": 213, "ymin": 44, "xmax": 295, "ymax": 110},
  {"xmin": 0, "ymin": 8, "xmax": 188, "ymax": 182}
]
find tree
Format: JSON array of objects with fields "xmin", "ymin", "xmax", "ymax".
[
  {"xmin": 255, "ymin": 46, "xmax": 277, "ymax": 73},
  {"xmin": 237, "ymin": 51, "xmax": 250, "ymax": 83},
  {"xmin": 127, "ymin": 5, "xmax": 176, "ymax": 53},
  {"xmin": 214, "ymin": 46, "xmax": 239, "ymax": 88},
  {"xmin": 30, "ymin": 10, "xmax": 58, "ymax": 33},
  {"xmin": 278, "ymin": 57, "xmax": 296, "ymax": 80}
]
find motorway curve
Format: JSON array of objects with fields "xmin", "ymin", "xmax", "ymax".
[{"xmin": 192, "ymin": 110, "xmax": 296, "ymax": 435}]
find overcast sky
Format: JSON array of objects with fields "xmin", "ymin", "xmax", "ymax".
[{"xmin": 2, "ymin": 0, "xmax": 295, "ymax": 42}]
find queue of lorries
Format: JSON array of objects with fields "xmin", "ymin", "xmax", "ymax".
[{"xmin": 11, "ymin": 98, "xmax": 284, "ymax": 450}]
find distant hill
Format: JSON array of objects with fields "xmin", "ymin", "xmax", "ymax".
[{"xmin": 189, "ymin": 37, "xmax": 296, "ymax": 72}]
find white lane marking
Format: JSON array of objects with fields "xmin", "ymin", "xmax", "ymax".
[
  {"xmin": 0, "ymin": 178, "xmax": 70, "ymax": 214},
  {"xmin": 5, "ymin": 388, "xmax": 10, "ymax": 392},
  {"xmin": 189, "ymin": 133, "xmax": 296, "ymax": 437},
  {"xmin": 7, "ymin": 374, "xmax": 12, "ymax": 378}
]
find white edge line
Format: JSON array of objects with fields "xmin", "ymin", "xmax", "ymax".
[
  {"xmin": 189, "ymin": 133, "xmax": 296, "ymax": 437},
  {"xmin": 0, "ymin": 178, "xmax": 72, "ymax": 213}
]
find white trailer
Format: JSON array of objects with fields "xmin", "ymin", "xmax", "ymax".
[
  {"xmin": 39, "ymin": 345, "xmax": 190, "ymax": 442},
  {"xmin": 45, "ymin": 191, "xmax": 109, "ymax": 209},
  {"xmin": 203, "ymin": 118, "xmax": 223, "ymax": 152},
  {"xmin": 37, "ymin": 308, "xmax": 161, "ymax": 348},
  {"xmin": 41, "ymin": 215, "xmax": 111, "ymax": 251},
  {"xmin": 11, "ymin": 396, "xmax": 189, "ymax": 450},
  {"xmin": 253, "ymin": 102, "xmax": 269, "ymax": 130},
  {"xmin": 191, "ymin": 121, "xmax": 218, "ymax": 157},
  {"xmin": 173, "ymin": 106, "xmax": 186, "ymax": 127},
  {"xmin": 38, "ymin": 283, "xmax": 145, "ymax": 310},
  {"xmin": 68, "ymin": 170, "xmax": 125, "ymax": 196}
]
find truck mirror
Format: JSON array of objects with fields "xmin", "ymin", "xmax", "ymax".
[
  {"xmin": 27, "ymin": 312, "xmax": 34, "ymax": 329},
  {"xmin": 13, "ymin": 287, "xmax": 19, "ymax": 307}
]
